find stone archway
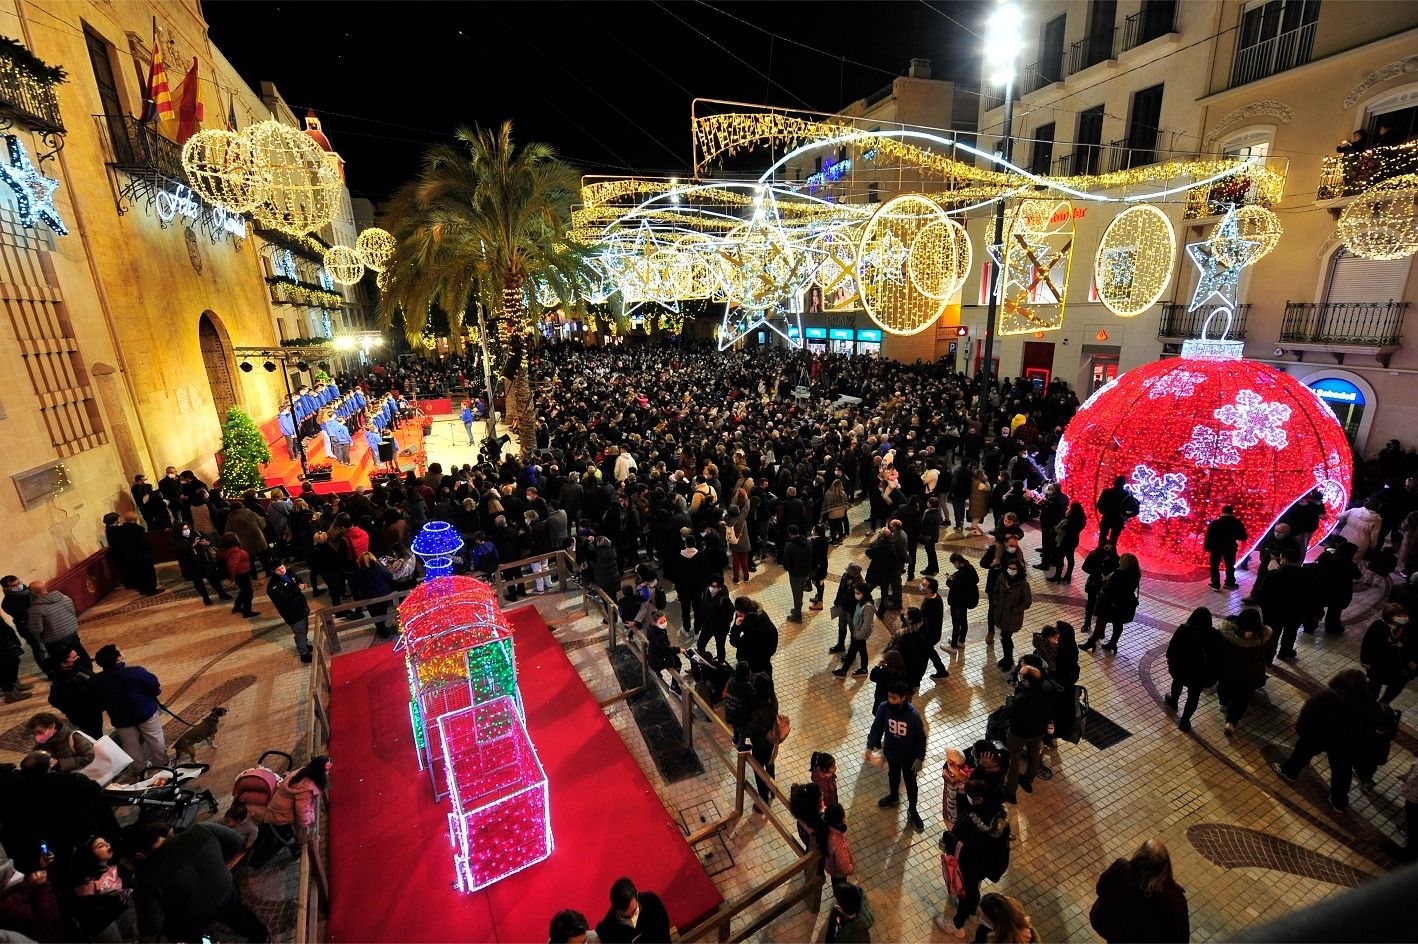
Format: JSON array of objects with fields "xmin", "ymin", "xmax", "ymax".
[{"xmin": 198, "ymin": 311, "xmax": 239, "ymax": 426}]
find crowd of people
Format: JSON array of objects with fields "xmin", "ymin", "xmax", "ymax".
[{"xmin": 3, "ymin": 338, "xmax": 1416, "ymax": 942}]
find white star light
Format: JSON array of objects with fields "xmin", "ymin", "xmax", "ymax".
[
  {"xmin": 1185, "ymin": 237, "xmax": 1258, "ymax": 312},
  {"xmin": 0, "ymin": 134, "xmax": 65, "ymax": 236}
]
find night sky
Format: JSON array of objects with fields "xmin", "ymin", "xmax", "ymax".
[{"xmin": 203, "ymin": 0, "xmax": 984, "ymax": 199}]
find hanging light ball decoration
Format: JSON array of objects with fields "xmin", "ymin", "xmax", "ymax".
[
  {"xmin": 1337, "ymin": 173, "xmax": 1418, "ymax": 261},
  {"xmin": 857, "ymin": 194, "xmax": 949, "ymax": 335},
  {"xmin": 1055, "ymin": 340, "xmax": 1351, "ymax": 572},
  {"xmin": 181, "ymin": 129, "xmax": 263, "ymax": 212},
  {"xmin": 908, "ymin": 216, "xmax": 972, "ymax": 301},
  {"xmin": 1093, "ymin": 204, "xmax": 1176, "ymax": 317},
  {"xmin": 354, "ymin": 227, "xmax": 397, "ymax": 271},
  {"xmin": 323, "ymin": 245, "xmax": 366, "ymax": 287},
  {"xmin": 1213, "ymin": 205, "xmax": 1283, "ymax": 266},
  {"xmin": 244, "ymin": 120, "xmax": 342, "ymax": 236}
]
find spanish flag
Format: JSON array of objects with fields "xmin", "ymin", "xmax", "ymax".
[
  {"xmin": 162, "ymin": 57, "xmax": 205, "ymax": 144},
  {"xmin": 144, "ymin": 40, "xmax": 173, "ymax": 123}
]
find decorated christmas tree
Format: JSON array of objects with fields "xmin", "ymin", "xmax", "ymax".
[{"xmin": 219, "ymin": 406, "xmax": 271, "ymax": 496}]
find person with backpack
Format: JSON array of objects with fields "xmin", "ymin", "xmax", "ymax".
[
  {"xmin": 945, "ymin": 554, "xmax": 979, "ymax": 650},
  {"xmin": 865, "ymin": 681, "xmax": 927, "ymax": 831},
  {"xmin": 1164, "ymin": 608, "xmax": 1220, "ymax": 732}
]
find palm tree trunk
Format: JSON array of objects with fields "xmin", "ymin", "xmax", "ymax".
[{"xmin": 499, "ymin": 282, "xmax": 536, "ymax": 459}]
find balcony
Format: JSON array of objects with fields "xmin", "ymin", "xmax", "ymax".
[
  {"xmin": 1019, "ymin": 57, "xmax": 1064, "ymax": 96},
  {"xmin": 1098, "ymin": 135, "xmax": 1160, "ymax": 173},
  {"xmin": 1123, "ymin": 5, "xmax": 1179, "ymax": 52},
  {"xmin": 1183, "ymin": 172, "xmax": 1269, "ymax": 219},
  {"xmin": 96, "ymin": 114, "xmax": 185, "ymax": 180},
  {"xmin": 1317, "ymin": 141, "xmax": 1418, "ymax": 200},
  {"xmin": 0, "ymin": 43, "xmax": 63, "ymax": 134},
  {"xmin": 1069, "ymin": 28, "xmax": 1117, "ymax": 75},
  {"xmin": 983, "ymin": 89, "xmax": 1004, "ymax": 112},
  {"xmin": 1229, "ymin": 21, "xmax": 1316, "ymax": 87},
  {"xmin": 1158, "ymin": 303, "xmax": 1250, "ymax": 341},
  {"xmin": 1280, "ymin": 301, "xmax": 1406, "ymax": 362}
]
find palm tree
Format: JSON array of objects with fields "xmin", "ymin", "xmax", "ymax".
[{"xmin": 379, "ymin": 122, "xmax": 586, "ymax": 455}]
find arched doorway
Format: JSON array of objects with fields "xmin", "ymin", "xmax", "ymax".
[{"xmin": 198, "ymin": 312, "xmax": 239, "ymax": 426}]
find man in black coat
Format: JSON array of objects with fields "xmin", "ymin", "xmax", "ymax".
[
  {"xmin": 1257, "ymin": 549, "xmax": 1313, "ymax": 663},
  {"xmin": 781, "ymin": 526, "xmax": 812, "ymax": 622},
  {"xmin": 1036, "ymin": 483, "xmax": 1068, "ymax": 573},
  {"xmin": 265, "ymin": 563, "xmax": 312, "ymax": 663},
  {"xmin": 129, "ymin": 822, "xmax": 268, "ymax": 943},
  {"xmin": 694, "ymin": 575, "xmax": 734, "ymax": 661},
  {"xmin": 1095, "ymin": 476, "xmax": 1136, "ymax": 547},
  {"xmin": 594, "ymin": 876, "xmax": 671, "ymax": 944},
  {"xmin": 919, "ymin": 576, "xmax": 949, "ymax": 680},
  {"xmin": 47, "ymin": 646, "xmax": 103, "ymax": 738},
  {"xmin": 1003, "ymin": 665, "xmax": 1056, "ymax": 803},
  {"xmin": 1204, "ymin": 505, "xmax": 1249, "ymax": 591},
  {"xmin": 730, "ymin": 599, "xmax": 778, "ymax": 675}
]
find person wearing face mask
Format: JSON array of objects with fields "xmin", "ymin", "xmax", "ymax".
[
  {"xmin": 173, "ymin": 523, "xmax": 230, "ymax": 607},
  {"xmin": 1079, "ymin": 542, "xmax": 1119, "ymax": 639},
  {"xmin": 934, "ymin": 779, "xmax": 1011, "ymax": 938},
  {"xmin": 919, "ymin": 577, "xmax": 949, "ymax": 681},
  {"xmin": 646, "ymin": 611, "xmax": 685, "ymax": 695},
  {"xmin": 1083, "ymin": 553, "xmax": 1141, "ymax": 654},
  {"xmin": 695, "ymin": 574, "xmax": 733, "ymax": 661},
  {"xmin": 990, "ymin": 560, "xmax": 1032, "ymax": 672},
  {"xmin": 945, "ymin": 554, "xmax": 979, "ymax": 650},
  {"xmin": 1271, "ymin": 668, "xmax": 1379, "ymax": 812},
  {"xmin": 865, "ymin": 681, "xmax": 927, "ymax": 831},
  {"xmin": 980, "ymin": 535, "xmax": 1022, "ymax": 644},
  {"xmin": 27, "ymin": 711, "xmax": 93, "ymax": 772},
  {"xmin": 1360, "ymin": 603, "xmax": 1415, "ymax": 704},
  {"xmin": 834, "ymin": 585, "xmax": 876, "ymax": 677},
  {"xmin": 594, "ymin": 876, "xmax": 671, "ymax": 944}
]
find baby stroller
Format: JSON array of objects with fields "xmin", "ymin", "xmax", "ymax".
[
  {"xmin": 104, "ymin": 763, "xmax": 218, "ymax": 830},
  {"xmin": 232, "ymin": 750, "xmax": 300, "ymax": 868},
  {"xmin": 688, "ymin": 650, "xmax": 732, "ymax": 710}
]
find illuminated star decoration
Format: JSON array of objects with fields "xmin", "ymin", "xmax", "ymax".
[
  {"xmin": 716, "ymin": 189, "xmax": 806, "ymax": 350},
  {"xmin": 619, "ymin": 223, "xmax": 680, "ymax": 321},
  {"xmin": 0, "ymin": 135, "xmax": 65, "ymax": 235},
  {"xmin": 1186, "ymin": 212, "xmax": 1260, "ymax": 313},
  {"xmin": 860, "ymin": 230, "xmax": 909, "ymax": 286}
]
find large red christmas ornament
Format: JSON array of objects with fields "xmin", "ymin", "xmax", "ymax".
[{"xmin": 1055, "ymin": 340, "xmax": 1352, "ymax": 569}]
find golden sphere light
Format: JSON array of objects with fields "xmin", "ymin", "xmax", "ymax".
[
  {"xmin": 323, "ymin": 245, "xmax": 366, "ymax": 286},
  {"xmin": 1093, "ymin": 204, "xmax": 1177, "ymax": 317},
  {"xmin": 355, "ymin": 227, "xmax": 397, "ymax": 271},
  {"xmin": 1213, "ymin": 205, "xmax": 1282, "ymax": 266},
  {"xmin": 856, "ymin": 194, "xmax": 949, "ymax": 336},
  {"xmin": 245, "ymin": 120, "xmax": 342, "ymax": 236},
  {"xmin": 1337, "ymin": 174, "xmax": 1418, "ymax": 261},
  {"xmin": 181, "ymin": 129, "xmax": 263, "ymax": 212},
  {"xmin": 908, "ymin": 217, "xmax": 972, "ymax": 300}
]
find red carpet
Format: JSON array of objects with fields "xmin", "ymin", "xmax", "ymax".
[
  {"xmin": 327, "ymin": 608, "xmax": 723, "ymax": 942},
  {"xmin": 258, "ymin": 424, "xmax": 425, "ymax": 495}
]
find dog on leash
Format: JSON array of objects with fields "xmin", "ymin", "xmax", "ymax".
[{"xmin": 171, "ymin": 707, "xmax": 228, "ymax": 761}]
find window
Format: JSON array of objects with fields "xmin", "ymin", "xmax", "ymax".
[
  {"xmin": 1367, "ymin": 105, "xmax": 1418, "ymax": 147},
  {"xmin": 1220, "ymin": 129, "xmax": 1272, "ymax": 160},
  {"xmin": 1232, "ymin": 0, "xmax": 1319, "ymax": 86},
  {"xmin": 1039, "ymin": 15, "xmax": 1066, "ymax": 82},
  {"xmin": 1125, "ymin": 84, "xmax": 1164, "ymax": 167},
  {"xmin": 1086, "ymin": 0, "xmax": 1118, "ymax": 63},
  {"xmin": 1030, "ymin": 123, "xmax": 1055, "ymax": 176},
  {"xmin": 1075, "ymin": 106, "xmax": 1105, "ymax": 175},
  {"xmin": 1325, "ymin": 249, "xmax": 1410, "ymax": 305},
  {"xmin": 85, "ymin": 26, "xmax": 129, "ymax": 162}
]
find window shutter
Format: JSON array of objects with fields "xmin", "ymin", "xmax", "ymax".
[{"xmin": 1325, "ymin": 250, "xmax": 1410, "ymax": 304}]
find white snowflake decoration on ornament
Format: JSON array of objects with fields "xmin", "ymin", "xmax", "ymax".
[
  {"xmin": 1214, "ymin": 389, "xmax": 1291, "ymax": 449},
  {"xmin": 1142, "ymin": 369, "xmax": 1206, "ymax": 399},
  {"xmin": 1181, "ymin": 425, "xmax": 1241, "ymax": 467},
  {"xmin": 1126, "ymin": 464, "xmax": 1190, "ymax": 524},
  {"xmin": 1312, "ymin": 449, "xmax": 1348, "ymax": 509}
]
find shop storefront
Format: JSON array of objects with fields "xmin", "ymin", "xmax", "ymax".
[
  {"xmin": 829, "ymin": 327, "xmax": 855, "ymax": 354},
  {"xmin": 804, "ymin": 326, "xmax": 828, "ymax": 353},
  {"xmin": 855, "ymin": 328, "xmax": 882, "ymax": 356},
  {"xmin": 1308, "ymin": 376, "xmax": 1366, "ymax": 444}
]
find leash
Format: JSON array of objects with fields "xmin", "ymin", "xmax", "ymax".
[{"xmin": 157, "ymin": 701, "xmax": 200, "ymax": 727}]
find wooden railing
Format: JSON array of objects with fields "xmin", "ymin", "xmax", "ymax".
[{"xmin": 298, "ymin": 549, "xmax": 821, "ymax": 942}]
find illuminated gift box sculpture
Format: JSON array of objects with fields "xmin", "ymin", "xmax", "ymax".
[
  {"xmin": 437, "ymin": 695, "xmax": 552, "ymax": 892},
  {"xmin": 399, "ymin": 576, "xmax": 521, "ymax": 802}
]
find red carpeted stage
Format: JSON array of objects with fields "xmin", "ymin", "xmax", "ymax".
[
  {"xmin": 327, "ymin": 607, "xmax": 724, "ymax": 943},
  {"xmin": 257, "ymin": 417, "xmax": 426, "ymax": 495}
]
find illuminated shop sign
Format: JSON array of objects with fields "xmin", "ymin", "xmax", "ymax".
[
  {"xmin": 805, "ymin": 327, "xmax": 827, "ymax": 339},
  {"xmin": 1309, "ymin": 378, "xmax": 1364, "ymax": 405},
  {"xmin": 829, "ymin": 328, "xmax": 854, "ymax": 340},
  {"xmin": 855, "ymin": 329, "xmax": 883, "ymax": 342}
]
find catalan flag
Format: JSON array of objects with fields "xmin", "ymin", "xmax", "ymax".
[
  {"xmin": 162, "ymin": 57, "xmax": 206, "ymax": 144},
  {"xmin": 144, "ymin": 40, "xmax": 173, "ymax": 123}
]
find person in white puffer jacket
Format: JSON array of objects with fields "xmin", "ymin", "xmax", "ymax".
[{"xmin": 1335, "ymin": 498, "xmax": 1384, "ymax": 563}]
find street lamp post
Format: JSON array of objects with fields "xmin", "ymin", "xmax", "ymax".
[{"xmin": 979, "ymin": 0, "xmax": 1023, "ymax": 438}]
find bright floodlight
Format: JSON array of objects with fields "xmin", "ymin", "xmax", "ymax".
[{"xmin": 986, "ymin": 1, "xmax": 1023, "ymax": 86}]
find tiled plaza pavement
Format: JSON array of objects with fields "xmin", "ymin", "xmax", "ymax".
[{"xmin": 1, "ymin": 505, "xmax": 1408, "ymax": 942}]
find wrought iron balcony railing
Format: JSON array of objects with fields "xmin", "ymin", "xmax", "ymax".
[
  {"xmin": 1019, "ymin": 56, "xmax": 1064, "ymax": 96},
  {"xmin": 1230, "ymin": 21, "xmax": 1316, "ymax": 88},
  {"xmin": 1317, "ymin": 141, "xmax": 1418, "ymax": 200},
  {"xmin": 95, "ymin": 114, "xmax": 185, "ymax": 180},
  {"xmin": 0, "ymin": 45, "xmax": 63, "ymax": 134},
  {"xmin": 1280, "ymin": 301, "xmax": 1406, "ymax": 346},
  {"xmin": 1069, "ymin": 28, "xmax": 1118, "ymax": 75},
  {"xmin": 1123, "ymin": 5, "xmax": 1179, "ymax": 52},
  {"xmin": 1157, "ymin": 303, "xmax": 1250, "ymax": 340}
]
